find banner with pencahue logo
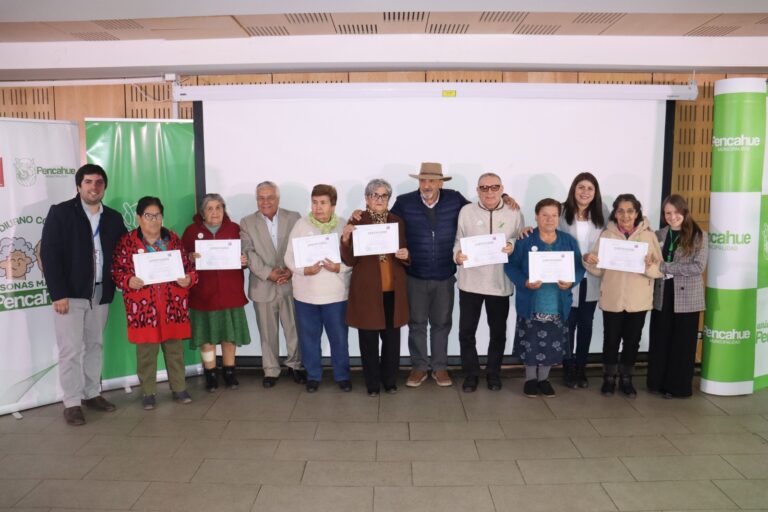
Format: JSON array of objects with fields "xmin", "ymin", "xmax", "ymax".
[
  {"xmin": 0, "ymin": 118, "xmax": 80, "ymax": 416},
  {"xmin": 702, "ymin": 78, "xmax": 767, "ymax": 395},
  {"xmin": 86, "ymin": 119, "xmax": 200, "ymax": 391}
]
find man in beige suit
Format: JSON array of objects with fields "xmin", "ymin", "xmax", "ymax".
[{"xmin": 240, "ymin": 181, "xmax": 306, "ymax": 388}]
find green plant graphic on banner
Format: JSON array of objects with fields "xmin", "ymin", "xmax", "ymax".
[{"xmin": 85, "ymin": 120, "xmax": 199, "ymax": 381}]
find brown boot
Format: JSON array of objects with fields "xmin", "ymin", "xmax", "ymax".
[
  {"xmin": 82, "ymin": 395, "xmax": 116, "ymax": 412},
  {"xmin": 63, "ymin": 406, "xmax": 86, "ymax": 426}
]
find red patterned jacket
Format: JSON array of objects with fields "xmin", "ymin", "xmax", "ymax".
[{"xmin": 112, "ymin": 228, "xmax": 198, "ymax": 343}]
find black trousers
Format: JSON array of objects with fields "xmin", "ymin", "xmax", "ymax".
[
  {"xmin": 564, "ymin": 278, "xmax": 598, "ymax": 367},
  {"xmin": 602, "ymin": 310, "xmax": 648, "ymax": 373},
  {"xmin": 358, "ymin": 292, "xmax": 400, "ymax": 393},
  {"xmin": 648, "ymin": 297, "xmax": 700, "ymax": 397},
  {"xmin": 458, "ymin": 290, "xmax": 510, "ymax": 378}
]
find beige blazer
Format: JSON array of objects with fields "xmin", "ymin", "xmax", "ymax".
[{"xmin": 240, "ymin": 207, "xmax": 300, "ymax": 303}]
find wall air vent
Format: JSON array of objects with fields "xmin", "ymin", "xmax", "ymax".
[
  {"xmin": 514, "ymin": 24, "xmax": 559, "ymax": 35},
  {"xmin": 479, "ymin": 12, "xmax": 526, "ymax": 24},
  {"xmin": 383, "ymin": 12, "xmax": 425, "ymax": 22},
  {"xmin": 284, "ymin": 13, "xmax": 331, "ymax": 24},
  {"xmin": 246, "ymin": 25, "xmax": 290, "ymax": 36},
  {"xmin": 93, "ymin": 19, "xmax": 144, "ymax": 30},
  {"xmin": 71, "ymin": 32, "xmax": 119, "ymax": 41},
  {"xmin": 336, "ymin": 24, "xmax": 378, "ymax": 34},
  {"xmin": 573, "ymin": 12, "xmax": 625, "ymax": 24},
  {"xmin": 428, "ymin": 23, "xmax": 469, "ymax": 34},
  {"xmin": 686, "ymin": 25, "xmax": 739, "ymax": 37}
]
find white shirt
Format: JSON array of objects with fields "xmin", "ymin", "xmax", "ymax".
[
  {"xmin": 81, "ymin": 200, "xmax": 104, "ymax": 283},
  {"xmin": 262, "ymin": 212, "xmax": 279, "ymax": 250}
]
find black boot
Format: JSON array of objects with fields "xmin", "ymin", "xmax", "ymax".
[
  {"xmin": 562, "ymin": 359, "xmax": 577, "ymax": 389},
  {"xmin": 619, "ymin": 374, "xmax": 637, "ymax": 398},
  {"xmin": 601, "ymin": 374, "xmax": 616, "ymax": 396},
  {"xmin": 222, "ymin": 366, "xmax": 239, "ymax": 390},
  {"xmin": 575, "ymin": 365, "xmax": 589, "ymax": 388},
  {"xmin": 204, "ymin": 367, "xmax": 218, "ymax": 392}
]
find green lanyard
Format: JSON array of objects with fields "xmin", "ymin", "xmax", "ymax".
[{"xmin": 665, "ymin": 231, "xmax": 680, "ymax": 263}]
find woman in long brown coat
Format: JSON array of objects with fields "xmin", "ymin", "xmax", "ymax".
[{"xmin": 341, "ymin": 178, "xmax": 410, "ymax": 396}]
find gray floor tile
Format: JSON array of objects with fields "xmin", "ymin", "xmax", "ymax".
[
  {"xmin": 377, "ymin": 440, "xmax": 478, "ymax": 461},
  {"xmin": 572, "ymin": 435, "xmax": 680, "ymax": 457},
  {"xmin": 291, "ymin": 392, "xmax": 380, "ymax": 421},
  {"xmin": 172, "ymin": 437, "xmax": 278, "ymax": 459},
  {"xmin": 408, "ymin": 421, "xmax": 503, "ymax": 440},
  {"xmin": 379, "ymin": 386, "xmax": 466, "ymax": 422},
  {"xmin": 41, "ymin": 415, "xmax": 141, "ymax": 435},
  {"xmin": 16, "ymin": 479, "xmax": 148, "ymax": 509},
  {"xmin": 315, "ymin": 421, "xmax": 408, "ymax": 440},
  {"xmin": 203, "ymin": 390, "xmax": 297, "ymax": 421},
  {"xmin": 191, "ymin": 459, "xmax": 305, "ymax": 484},
  {"xmin": 115, "ymin": 389, "xmax": 217, "ymax": 420},
  {"xmin": 499, "ymin": 418, "xmax": 599, "ymax": 438},
  {"xmin": 675, "ymin": 414, "xmax": 768, "ymax": 434},
  {"xmin": 274, "ymin": 440, "xmax": 376, "ymax": 460},
  {"xmin": 518, "ymin": 457, "xmax": 634, "ymax": 484},
  {"xmin": 714, "ymin": 479, "xmax": 768, "ymax": 509},
  {"xmin": 590, "ymin": 416, "xmax": 690, "ymax": 436},
  {"xmin": 630, "ymin": 393, "xmax": 728, "ymax": 418},
  {"xmin": 302, "ymin": 460, "xmax": 411, "ymax": 486},
  {"xmin": 0, "ymin": 415, "xmax": 54, "ymax": 434},
  {"xmin": 0, "ymin": 479, "xmax": 39, "ymax": 507},
  {"xmin": 620, "ymin": 455, "xmax": 743, "ymax": 481},
  {"xmin": 76, "ymin": 434, "xmax": 184, "ymax": 457},
  {"xmin": 603, "ymin": 481, "xmax": 737, "ymax": 510},
  {"xmin": 254, "ymin": 485, "xmax": 372, "ymax": 512},
  {"xmin": 0, "ymin": 433, "xmax": 92, "ymax": 455},
  {"xmin": 722, "ymin": 454, "xmax": 768, "ymax": 478},
  {"xmin": 84, "ymin": 455, "xmax": 203, "ymax": 482},
  {"xmin": 0, "ymin": 454, "xmax": 102, "ymax": 480},
  {"xmin": 476, "ymin": 437, "xmax": 580, "ymax": 460},
  {"xmin": 460, "ymin": 386, "xmax": 555, "ymax": 421},
  {"xmin": 705, "ymin": 392, "xmax": 768, "ymax": 415},
  {"xmin": 132, "ymin": 482, "xmax": 259, "ymax": 512},
  {"xmin": 490, "ymin": 483, "xmax": 616, "ymax": 512},
  {"xmin": 412, "ymin": 461, "xmax": 524, "ymax": 486},
  {"xmin": 543, "ymin": 391, "xmax": 643, "ymax": 419},
  {"xmin": 665, "ymin": 433, "xmax": 768, "ymax": 455},
  {"xmin": 375, "ymin": 485, "xmax": 494, "ymax": 512},
  {"xmin": 222, "ymin": 420, "xmax": 317, "ymax": 439},
  {"xmin": 128, "ymin": 417, "xmax": 228, "ymax": 438}
]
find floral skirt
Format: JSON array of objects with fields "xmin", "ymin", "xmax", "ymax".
[
  {"xmin": 189, "ymin": 307, "xmax": 251, "ymax": 349},
  {"xmin": 513, "ymin": 313, "xmax": 568, "ymax": 366}
]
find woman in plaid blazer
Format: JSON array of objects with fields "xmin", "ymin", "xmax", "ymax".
[{"xmin": 648, "ymin": 195, "xmax": 708, "ymax": 398}]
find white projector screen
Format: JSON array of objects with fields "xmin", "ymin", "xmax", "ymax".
[{"xmin": 200, "ymin": 83, "xmax": 667, "ymax": 360}]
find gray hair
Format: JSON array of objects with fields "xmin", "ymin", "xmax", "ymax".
[
  {"xmin": 199, "ymin": 193, "xmax": 226, "ymax": 214},
  {"xmin": 477, "ymin": 172, "xmax": 502, "ymax": 185},
  {"xmin": 256, "ymin": 181, "xmax": 280, "ymax": 197},
  {"xmin": 365, "ymin": 178, "xmax": 392, "ymax": 198}
]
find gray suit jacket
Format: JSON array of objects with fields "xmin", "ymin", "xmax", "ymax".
[
  {"xmin": 653, "ymin": 226, "xmax": 708, "ymax": 313},
  {"xmin": 240, "ymin": 208, "xmax": 301, "ymax": 303}
]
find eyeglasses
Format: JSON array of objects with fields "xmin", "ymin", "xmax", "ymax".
[
  {"xmin": 478, "ymin": 184, "xmax": 502, "ymax": 192},
  {"xmin": 142, "ymin": 212, "xmax": 163, "ymax": 221},
  {"xmin": 616, "ymin": 209, "xmax": 637, "ymax": 216},
  {"xmin": 368, "ymin": 193, "xmax": 390, "ymax": 201}
]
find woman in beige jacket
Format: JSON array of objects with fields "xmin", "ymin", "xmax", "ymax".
[{"xmin": 584, "ymin": 194, "xmax": 663, "ymax": 398}]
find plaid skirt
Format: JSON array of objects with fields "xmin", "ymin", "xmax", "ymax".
[{"xmin": 513, "ymin": 313, "xmax": 568, "ymax": 366}]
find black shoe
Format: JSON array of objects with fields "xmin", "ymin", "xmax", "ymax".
[
  {"xmin": 538, "ymin": 380, "xmax": 556, "ymax": 397},
  {"xmin": 306, "ymin": 380, "xmax": 320, "ymax": 393},
  {"xmin": 367, "ymin": 389, "xmax": 380, "ymax": 397},
  {"xmin": 486, "ymin": 374, "xmax": 502, "ymax": 391},
  {"xmin": 575, "ymin": 365, "xmax": 589, "ymax": 388},
  {"xmin": 562, "ymin": 360, "xmax": 577, "ymax": 389},
  {"xmin": 601, "ymin": 374, "xmax": 616, "ymax": 396},
  {"xmin": 384, "ymin": 385, "xmax": 397, "ymax": 394},
  {"xmin": 338, "ymin": 380, "xmax": 352, "ymax": 392},
  {"xmin": 222, "ymin": 366, "xmax": 239, "ymax": 390},
  {"xmin": 462, "ymin": 376, "xmax": 479, "ymax": 393},
  {"xmin": 619, "ymin": 374, "xmax": 637, "ymax": 398},
  {"xmin": 288, "ymin": 368, "xmax": 308, "ymax": 384},
  {"xmin": 262, "ymin": 376, "xmax": 278, "ymax": 388},
  {"xmin": 63, "ymin": 406, "xmax": 86, "ymax": 426},
  {"xmin": 204, "ymin": 367, "xmax": 219, "ymax": 392},
  {"xmin": 523, "ymin": 379, "xmax": 538, "ymax": 397}
]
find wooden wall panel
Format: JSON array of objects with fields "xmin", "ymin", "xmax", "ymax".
[
  {"xmin": 272, "ymin": 72, "xmax": 349, "ymax": 83},
  {"xmin": 0, "ymin": 87, "xmax": 54, "ymax": 119},
  {"xmin": 503, "ymin": 71, "xmax": 578, "ymax": 83},
  {"xmin": 427, "ymin": 71, "xmax": 503, "ymax": 82},
  {"xmin": 125, "ymin": 83, "xmax": 173, "ymax": 119},
  {"xmin": 349, "ymin": 71, "xmax": 426, "ymax": 82},
  {"xmin": 578, "ymin": 72, "xmax": 653, "ymax": 84},
  {"xmin": 196, "ymin": 74, "xmax": 272, "ymax": 85}
]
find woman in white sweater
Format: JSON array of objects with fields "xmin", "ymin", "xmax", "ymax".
[{"xmin": 285, "ymin": 184, "xmax": 352, "ymax": 393}]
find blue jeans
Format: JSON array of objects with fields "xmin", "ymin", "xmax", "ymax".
[
  {"xmin": 294, "ymin": 299, "xmax": 350, "ymax": 382},
  {"xmin": 564, "ymin": 278, "xmax": 598, "ymax": 367}
]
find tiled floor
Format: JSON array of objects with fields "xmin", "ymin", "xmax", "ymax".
[{"xmin": 2, "ymin": 368, "xmax": 768, "ymax": 512}]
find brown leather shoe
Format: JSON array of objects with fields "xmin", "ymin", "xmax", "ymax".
[
  {"xmin": 432, "ymin": 370, "xmax": 453, "ymax": 387},
  {"xmin": 406, "ymin": 370, "xmax": 428, "ymax": 387},
  {"xmin": 82, "ymin": 395, "xmax": 117, "ymax": 412},
  {"xmin": 63, "ymin": 406, "xmax": 86, "ymax": 426}
]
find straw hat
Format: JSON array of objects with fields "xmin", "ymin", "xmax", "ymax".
[{"xmin": 408, "ymin": 162, "xmax": 452, "ymax": 181}]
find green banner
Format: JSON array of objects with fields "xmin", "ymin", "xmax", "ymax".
[{"xmin": 85, "ymin": 120, "xmax": 199, "ymax": 381}]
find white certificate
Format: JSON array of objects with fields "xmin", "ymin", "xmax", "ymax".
[
  {"xmin": 529, "ymin": 251, "xmax": 575, "ymax": 283},
  {"xmin": 597, "ymin": 238, "xmax": 649, "ymax": 274},
  {"xmin": 132, "ymin": 250, "xmax": 185, "ymax": 285},
  {"xmin": 292, "ymin": 233, "xmax": 341, "ymax": 267},
  {"xmin": 460, "ymin": 234, "xmax": 507, "ymax": 269},
  {"xmin": 195, "ymin": 239, "xmax": 241, "ymax": 270},
  {"xmin": 352, "ymin": 223, "xmax": 399, "ymax": 257}
]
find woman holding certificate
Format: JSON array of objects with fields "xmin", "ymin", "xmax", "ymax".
[
  {"xmin": 112, "ymin": 197, "xmax": 197, "ymax": 410},
  {"xmin": 341, "ymin": 179, "xmax": 410, "ymax": 397},
  {"xmin": 583, "ymin": 194, "xmax": 663, "ymax": 398},
  {"xmin": 505, "ymin": 198, "xmax": 584, "ymax": 398},
  {"xmin": 181, "ymin": 193, "xmax": 250, "ymax": 393},
  {"xmin": 648, "ymin": 195, "xmax": 707, "ymax": 398},
  {"xmin": 285, "ymin": 184, "xmax": 352, "ymax": 393}
]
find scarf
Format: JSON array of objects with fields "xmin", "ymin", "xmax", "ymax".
[
  {"xmin": 366, "ymin": 208, "xmax": 389, "ymax": 224},
  {"xmin": 308, "ymin": 212, "xmax": 339, "ymax": 234}
]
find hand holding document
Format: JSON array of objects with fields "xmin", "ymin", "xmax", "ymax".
[
  {"xmin": 352, "ymin": 223, "xmax": 399, "ymax": 257},
  {"xmin": 528, "ymin": 251, "xmax": 575, "ymax": 283},
  {"xmin": 194, "ymin": 239, "xmax": 242, "ymax": 270},
  {"xmin": 459, "ymin": 234, "xmax": 508, "ymax": 269},
  {"xmin": 292, "ymin": 233, "xmax": 341, "ymax": 267},
  {"xmin": 132, "ymin": 250, "xmax": 185, "ymax": 285},
  {"xmin": 597, "ymin": 238, "xmax": 648, "ymax": 274}
]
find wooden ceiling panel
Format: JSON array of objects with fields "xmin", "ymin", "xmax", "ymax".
[{"xmin": 602, "ymin": 13, "xmax": 718, "ymax": 36}]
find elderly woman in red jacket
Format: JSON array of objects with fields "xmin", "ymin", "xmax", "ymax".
[
  {"xmin": 112, "ymin": 196, "xmax": 197, "ymax": 410},
  {"xmin": 182, "ymin": 193, "xmax": 250, "ymax": 392}
]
